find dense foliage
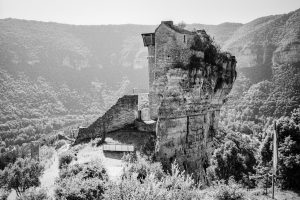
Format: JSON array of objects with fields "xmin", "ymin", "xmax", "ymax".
[
  {"xmin": 0, "ymin": 158, "xmax": 44, "ymax": 196},
  {"xmin": 0, "ymin": 10, "xmax": 300, "ymax": 199},
  {"xmin": 55, "ymin": 160, "xmax": 108, "ymax": 200},
  {"xmin": 0, "ymin": 69, "xmax": 129, "ymax": 148},
  {"xmin": 209, "ymin": 131, "xmax": 258, "ymax": 186},
  {"xmin": 104, "ymin": 154, "xmax": 247, "ymax": 200},
  {"xmin": 0, "ymin": 188, "xmax": 9, "ymax": 200},
  {"xmin": 16, "ymin": 187, "xmax": 50, "ymax": 200},
  {"xmin": 122, "ymin": 153, "xmax": 164, "ymax": 180},
  {"xmin": 258, "ymin": 109, "xmax": 300, "ymax": 190}
]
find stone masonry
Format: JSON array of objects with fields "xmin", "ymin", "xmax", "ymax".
[
  {"xmin": 75, "ymin": 95, "xmax": 139, "ymax": 144},
  {"xmin": 75, "ymin": 94, "xmax": 155, "ymax": 144}
]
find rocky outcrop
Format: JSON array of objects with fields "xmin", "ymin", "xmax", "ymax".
[
  {"xmin": 156, "ymin": 61, "xmax": 235, "ymax": 182},
  {"xmin": 142, "ymin": 21, "xmax": 236, "ymax": 182}
]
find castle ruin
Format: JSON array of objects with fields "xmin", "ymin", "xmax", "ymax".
[{"xmin": 75, "ymin": 21, "xmax": 236, "ymax": 182}]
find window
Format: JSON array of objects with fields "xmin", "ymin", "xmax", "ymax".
[{"xmin": 184, "ymin": 35, "xmax": 186, "ymax": 43}]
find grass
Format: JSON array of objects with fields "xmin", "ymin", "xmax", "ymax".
[{"xmin": 244, "ymin": 188, "xmax": 300, "ymax": 200}]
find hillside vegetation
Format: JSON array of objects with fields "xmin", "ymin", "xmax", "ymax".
[{"xmin": 0, "ymin": 8, "xmax": 300, "ymax": 199}]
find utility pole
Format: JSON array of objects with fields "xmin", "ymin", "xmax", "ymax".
[{"xmin": 272, "ymin": 121, "xmax": 278, "ymax": 199}]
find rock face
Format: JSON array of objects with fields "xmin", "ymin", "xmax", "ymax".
[{"xmin": 142, "ymin": 21, "xmax": 236, "ymax": 182}]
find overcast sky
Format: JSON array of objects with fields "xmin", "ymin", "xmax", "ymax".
[{"xmin": 0, "ymin": 0, "xmax": 299, "ymax": 25}]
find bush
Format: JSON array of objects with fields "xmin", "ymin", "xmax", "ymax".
[
  {"xmin": 55, "ymin": 160, "xmax": 108, "ymax": 200},
  {"xmin": 54, "ymin": 140, "xmax": 66, "ymax": 150},
  {"xmin": 104, "ymin": 163, "xmax": 200, "ymax": 200},
  {"xmin": 59, "ymin": 160, "xmax": 108, "ymax": 180},
  {"xmin": 58, "ymin": 151, "xmax": 75, "ymax": 169},
  {"xmin": 16, "ymin": 187, "xmax": 50, "ymax": 200},
  {"xmin": 213, "ymin": 180, "xmax": 245, "ymax": 200},
  {"xmin": 122, "ymin": 153, "xmax": 164, "ymax": 180},
  {"xmin": 0, "ymin": 188, "xmax": 10, "ymax": 200},
  {"xmin": 56, "ymin": 175, "xmax": 106, "ymax": 200}
]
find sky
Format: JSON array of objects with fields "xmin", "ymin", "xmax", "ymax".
[{"xmin": 0, "ymin": 0, "xmax": 300, "ymax": 25}]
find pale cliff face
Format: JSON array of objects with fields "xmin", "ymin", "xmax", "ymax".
[
  {"xmin": 223, "ymin": 9, "xmax": 300, "ymax": 83},
  {"xmin": 273, "ymin": 42, "xmax": 300, "ymax": 65}
]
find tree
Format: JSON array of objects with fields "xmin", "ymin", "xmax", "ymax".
[
  {"xmin": 259, "ymin": 132, "xmax": 272, "ymax": 165},
  {"xmin": 209, "ymin": 132, "xmax": 257, "ymax": 185},
  {"xmin": 177, "ymin": 21, "xmax": 187, "ymax": 29},
  {"xmin": 0, "ymin": 158, "xmax": 44, "ymax": 196}
]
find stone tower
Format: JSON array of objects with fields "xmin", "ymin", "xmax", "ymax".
[{"xmin": 142, "ymin": 21, "xmax": 236, "ymax": 182}]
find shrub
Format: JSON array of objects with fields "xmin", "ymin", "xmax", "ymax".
[
  {"xmin": 44, "ymin": 134, "xmax": 58, "ymax": 146},
  {"xmin": 190, "ymin": 34, "xmax": 204, "ymax": 51},
  {"xmin": 104, "ymin": 163, "xmax": 200, "ymax": 200},
  {"xmin": 175, "ymin": 30, "xmax": 236, "ymax": 73},
  {"xmin": 122, "ymin": 153, "xmax": 164, "ymax": 180},
  {"xmin": 58, "ymin": 151, "xmax": 75, "ymax": 169},
  {"xmin": 16, "ymin": 187, "xmax": 50, "ymax": 200},
  {"xmin": 59, "ymin": 160, "xmax": 108, "ymax": 180},
  {"xmin": 71, "ymin": 143, "xmax": 85, "ymax": 154},
  {"xmin": 55, "ymin": 175, "xmax": 106, "ymax": 200},
  {"xmin": 55, "ymin": 160, "xmax": 108, "ymax": 200},
  {"xmin": 0, "ymin": 188, "xmax": 10, "ymax": 200},
  {"xmin": 54, "ymin": 140, "xmax": 66, "ymax": 150},
  {"xmin": 213, "ymin": 180, "xmax": 245, "ymax": 200}
]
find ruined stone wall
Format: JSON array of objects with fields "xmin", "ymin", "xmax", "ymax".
[{"xmin": 75, "ymin": 95, "xmax": 138, "ymax": 144}]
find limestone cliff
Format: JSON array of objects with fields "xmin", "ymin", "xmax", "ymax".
[
  {"xmin": 142, "ymin": 21, "xmax": 236, "ymax": 182},
  {"xmin": 75, "ymin": 21, "xmax": 236, "ymax": 183}
]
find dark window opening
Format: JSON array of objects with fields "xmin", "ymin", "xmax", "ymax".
[{"xmin": 184, "ymin": 35, "xmax": 186, "ymax": 43}]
